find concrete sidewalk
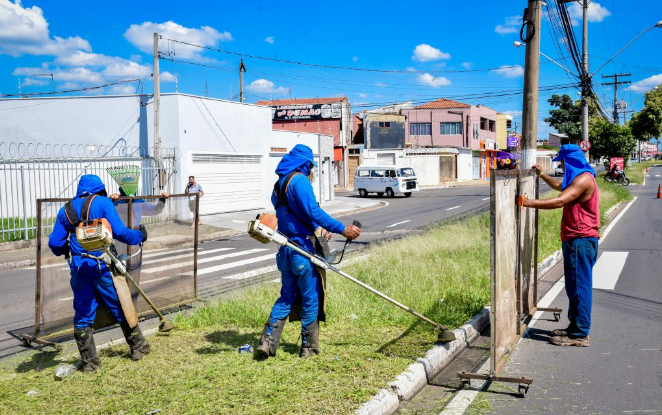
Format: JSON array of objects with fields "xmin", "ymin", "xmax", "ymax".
[
  {"xmin": 201, "ymin": 196, "xmax": 383, "ymax": 232},
  {"xmin": 480, "ymin": 167, "xmax": 662, "ymax": 414}
]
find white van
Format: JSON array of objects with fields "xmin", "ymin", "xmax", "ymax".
[{"xmin": 354, "ymin": 166, "xmax": 419, "ymax": 198}]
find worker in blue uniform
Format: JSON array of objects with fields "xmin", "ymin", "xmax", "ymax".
[
  {"xmin": 255, "ymin": 144, "xmax": 361, "ymax": 359},
  {"xmin": 48, "ymin": 175, "xmax": 148, "ymax": 372}
]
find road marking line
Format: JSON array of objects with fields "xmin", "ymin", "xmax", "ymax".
[
  {"xmin": 387, "ymin": 220, "xmax": 411, "ymax": 228},
  {"xmin": 482, "ymin": 197, "xmax": 490, "ymax": 201},
  {"xmin": 196, "ymin": 254, "xmax": 276, "ymax": 276},
  {"xmin": 142, "ymin": 249, "xmax": 269, "ymax": 274},
  {"xmin": 140, "ymin": 275, "xmax": 175, "ymax": 284},
  {"xmin": 655, "ymin": 174, "xmax": 660, "ymax": 177},
  {"xmin": 143, "ymin": 247, "xmax": 195, "ymax": 258},
  {"xmin": 223, "ymin": 264, "xmax": 278, "ymax": 280},
  {"xmin": 232, "ymin": 219, "xmax": 246, "ymax": 223},
  {"xmin": 593, "ymin": 251, "xmax": 629, "ymax": 290},
  {"xmin": 141, "ymin": 247, "xmax": 234, "ymax": 265},
  {"xmin": 446, "ymin": 206, "xmax": 461, "ymax": 210}
]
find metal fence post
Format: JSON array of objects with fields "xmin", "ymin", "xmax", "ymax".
[{"xmin": 20, "ymin": 166, "xmax": 29, "ymax": 240}]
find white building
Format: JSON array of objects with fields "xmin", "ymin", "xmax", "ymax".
[{"xmin": 0, "ymin": 93, "xmax": 334, "ymax": 218}]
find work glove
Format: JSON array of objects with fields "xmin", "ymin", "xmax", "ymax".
[{"xmin": 139, "ymin": 224, "xmax": 148, "ymax": 243}]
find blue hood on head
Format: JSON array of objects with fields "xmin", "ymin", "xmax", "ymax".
[
  {"xmin": 275, "ymin": 144, "xmax": 317, "ymax": 176},
  {"xmin": 76, "ymin": 174, "xmax": 106, "ymax": 197},
  {"xmin": 553, "ymin": 144, "xmax": 595, "ymax": 190}
]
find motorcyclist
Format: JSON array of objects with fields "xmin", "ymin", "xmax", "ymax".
[{"xmin": 48, "ymin": 175, "xmax": 149, "ymax": 372}]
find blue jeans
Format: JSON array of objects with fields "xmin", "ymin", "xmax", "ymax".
[
  {"xmin": 562, "ymin": 237, "xmax": 598, "ymax": 337},
  {"xmin": 268, "ymin": 246, "xmax": 321, "ymax": 333},
  {"xmin": 70, "ymin": 267, "xmax": 126, "ymax": 329}
]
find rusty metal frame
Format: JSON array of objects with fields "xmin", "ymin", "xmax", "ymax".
[
  {"xmin": 458, "ymin": 169, "xmax": 534, "ymax": 396},
  {"xmin": 22, "ymin": 193, "xmax": 198, "ymax": 349}
]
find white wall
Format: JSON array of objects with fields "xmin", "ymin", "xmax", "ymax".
[{"xmin": 457, "ymin": 149, "xmax": 473, "ymax": 181}]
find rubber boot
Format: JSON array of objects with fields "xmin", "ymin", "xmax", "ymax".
[
  {"xmin": 255, "ymin": 318, "xmax": 287, "ymax": 358},
  {"xmin": 120, "ymin": 322, "xmax": 151, "ymax": 361},
  {"xmin": 74, "ymin": 327, "xmax": 101, "ymax": 373},
  {"xmin": 299, "ymin": 320, "xmax": 321, "ymax": 358}
]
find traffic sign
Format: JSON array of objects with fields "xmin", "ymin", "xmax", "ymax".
[{"xmin": 580, "ymin": 140, "xmax": 591, "ymax": 151}]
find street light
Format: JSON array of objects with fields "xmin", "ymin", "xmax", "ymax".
[
  {"xmin": 590, "ymin": 21, "xmax": 662, "ymax": 78},
  {"xmin": 33, "ymin": 73, "xmax": 54, "ymax": 97},
  {"xmin": 513, "ymin": 41, "xmax": 578, "ymax": 77}
]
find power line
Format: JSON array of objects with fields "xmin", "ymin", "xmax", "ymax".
[{"xmin": 0, "ymin": 78, "xmax": 145, "ymax": 98}]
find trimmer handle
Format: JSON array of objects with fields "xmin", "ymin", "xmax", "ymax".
[{"xmin": 352, "ymin": 220, "xmax": 362, "ymax": 229}]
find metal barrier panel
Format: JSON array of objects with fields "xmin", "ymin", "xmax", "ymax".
[
  {"xmin": 518, "ymin": 172, "xmax": 538, "ymax": 319},
  {"xmin": 36, "ymin": 194, "xmax": 197, "ymax": 338},
  {"xmin": 490, "ymin": 171, "xmax": 520, "ymax": 376}
]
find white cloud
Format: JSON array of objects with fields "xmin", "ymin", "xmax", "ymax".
[
  {"xmin": 109, "ymin": 84, "xmax": 137, "ymax": 95},
  {"xmin": 417, "ymin": 73, "xmax": 451, "ymax": 87},
  {"xmin": 352, "ymin": 56, "xmax": 359, "ymax": 62},
  {"xmin": 503, "ymin": 110, "xmax": 523, "ymax": 116},
  {"xmin": 568, "ymin": 2, "xmax": 611, "ymax": 25},
  {"xmin": 160, "ymin": 71, "xmax": 176, "ymax": 82},
  {"xmin": 124, "ymin": 21, "xmax": 232, "ymax": 60},
  {"xmin": 462, "ymin": 62, "xmax": 473, "ymax": 70},
  {"xmin": 359, "ymin": 93, "xmax": 368, "ymax": 98},
  {"xmin": 264, "ymin": 36, "xmax": 274, "ymax": 44},
  {"xmin": 492, "ymin": 65, "xmax": 524, "ymax": 78},
  {"xmin": 495, "ymin": 15, "xmax": 521, "ymax": 35},
  {"xmin": 628, "ymin": 74, "xmax": 662, "ymax": 93},
  {"xmin": 375, "ymin": 82, "xmax": 386, "ymax": 87},
  {"xmin": 246, "ymin": 78, "xmax": 287, "ymax": 94},
  {"xmin": 411, "ymin": 44, "xmax": 450, "ymax": 62},
  {"xmin": 0, "ymin": 0, "xmax": 91, "ymax": 57},
  {"xmin": 21, "ymin": 77, "xmax": 48, "ymax": 86},
  {"xmin": 59, "ymin": 82, "xmax": 80, "ymax": 90},
  {"xmin": 406, "ymin": 67, "xmax": 417, "ymax": 72},
  {"xmin": 12, "ymin": 66, "xmax": 98, "ymax": 83}
]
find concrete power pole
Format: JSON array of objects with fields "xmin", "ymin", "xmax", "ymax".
[
  {"xmin": 239, "ymin": 59, "xmax": 247, "ymax": 103},
  {"xmin": 520, "ymin": 0, "xmax": 541, "ymax": 169},
  {"xmin": 601, "ymin": 73, "xmax": 631, "ymax": 124},
  {"xmin": 153, "ymin": 32, "xmax": 163, "ymax": 191}
]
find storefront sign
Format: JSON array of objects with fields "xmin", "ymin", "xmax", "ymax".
[
  {"xmin": 507, "ymin": 136, "xmax": 519, "ymax": 148},
  {"xmin": 270, "ymin": 102, "xmax": 342, "ymax": 120},
  {"xmin": 610, "ymin": 157, "xmax": 624, "ymax": 171}
]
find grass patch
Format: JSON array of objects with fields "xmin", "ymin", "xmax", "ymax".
[
  {"xmin": 0, "ymin": 217, "xmax": 37, "ymax": 243},
  {"xmin": 466, "ymin": 392, "xmax": 492, "ymax": 415},
  {"xmin": 0, "ymin": 180, "xmax": 633, "ymax": 414},
  {"xmin": 625, "ymin": 160, "xmax": 662, "ymax": 184}
]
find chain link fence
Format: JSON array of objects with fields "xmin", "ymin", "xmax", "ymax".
[{"xmin": 0, "ymin": 142, "xmax": 179, "ymax": 242}]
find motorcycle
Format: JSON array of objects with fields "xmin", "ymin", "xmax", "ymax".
[{"xmin": 604, "ymin": 169, "xmax": 630, "ymax": 186}]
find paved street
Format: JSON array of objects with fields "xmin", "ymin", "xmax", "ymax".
[{"xmin": 0, "ymin": 184, "xmax": 504, "ymax": 358}]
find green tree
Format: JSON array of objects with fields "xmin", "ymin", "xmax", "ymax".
[
  {"xmin": 630, "ymin": 85, "xmax": 662, "ymax": 141},
  {"xmin": 589, "ymin": 118, "xmax": 636, "ymax": 162},
  {"xmin": 544, "ymin": 94, "xmax": 600, "ymax": 142}
]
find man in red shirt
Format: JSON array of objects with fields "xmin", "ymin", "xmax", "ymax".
[{"xmin": 517, "ymin": 144, "xmax": 599, "ymax": 347}]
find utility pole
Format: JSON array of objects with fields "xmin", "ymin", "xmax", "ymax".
[
  {"xmin": 520, "ymin": 0, "xmax": 541, "ymax": 169},
  {"xmin": 239, "ymin": 59, "xmax": 247, "ymax": 103},
  {"xmin": 601, "ymin": 73, "xmax": 631, "ymax": 123},
  {"xmin": 205, "ymin": 81, "xmax": 208, "ymax": 97},
  {"xmin": 153, "ymin": 32, "xmax": 163, "ymax": 191}
]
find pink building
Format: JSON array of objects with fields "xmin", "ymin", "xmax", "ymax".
[{"xmin": 400, "ymin": 98, "xmax": 498, "ymax": 150}]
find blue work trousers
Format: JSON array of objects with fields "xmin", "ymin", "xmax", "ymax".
[
  {"xmin": 562, "ymin": 237, "xmax": 598, "ymax": 338},
  {"xmin": 70, "ymin": 267, "xmax": 126, "ymax": 329},
  {"xmin": 268, "ymin": 246, "xmax": 321, "ymax": 333}
]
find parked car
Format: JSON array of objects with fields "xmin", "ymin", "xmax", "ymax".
[
  {"xmin": 554, "ymin": 165, "xmax": 564, "ymax": 177},
  {"xmin": 354, "ymin": 166, "xmax": 419, "ymax": 198}
]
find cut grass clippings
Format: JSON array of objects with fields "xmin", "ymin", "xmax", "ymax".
[{"xmin": 0, "ymin": 179, "xmax": 633, "ymax": 414}]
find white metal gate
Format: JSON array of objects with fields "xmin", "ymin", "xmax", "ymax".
[
  {"xmin": 377, "ymin": 153, "xmax": 396, "ymax": 165},
  {"xmin": 191, "ymin": 153, "xmax": 264, "ymax": 214}
]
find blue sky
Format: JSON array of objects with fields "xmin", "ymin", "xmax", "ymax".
[{"xmin": 1, "ymin": 0, "xmax": 661, "ymax": 138}]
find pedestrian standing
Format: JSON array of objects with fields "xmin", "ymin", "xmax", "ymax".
[
  {"xmin": 185, "ymin": 175, "xmax": 204, "ymax": 227},
  {"xmin": 517, "ymin": 144, "xmax": 599, "ymax": 347}
]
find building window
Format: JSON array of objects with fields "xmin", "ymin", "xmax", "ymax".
[
  {"xmin": 410, "ymin": 123, "xmax": 432, "ymax": 135},
  {"xmin": 480, "ymin": 117, "xmax": 489, "ymax": 131},
  {"xmin": 489, "ymin": 120, "xmax": 496, "ymax": 132},
  {"xmin": 440, "ymin": 122, "xmax": 462, "ymax": 135},
  {"xmin": 378, "ymin": 121, "xmax": 391, "ymax": 128}
]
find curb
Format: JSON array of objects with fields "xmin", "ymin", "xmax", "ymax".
[{"xmin": 356, "ymin": 309, "xmax": 490, "ymax": 415}]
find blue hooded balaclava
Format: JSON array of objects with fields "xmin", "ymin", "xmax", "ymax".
[
  {"xmin": 275, "ymin": 144, "xmax": 318, "ymax": 177},
  {"xmin": 75, "ymin": 174, "xmax": 107, "ymax": 197},
  {"xmin": 553, "ymin": 144, "xmax": 595, "ymax": 190}
]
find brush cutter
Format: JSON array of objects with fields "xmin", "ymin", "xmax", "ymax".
[
  {"xmin": 247, "ymin": 213, "xmax": 456, "ymax": 343},
  {"xmin": 75, "ymin": 218, "xmax": 174, "ymax": 332}
]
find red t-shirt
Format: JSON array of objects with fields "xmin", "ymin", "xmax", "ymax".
[{"xmin": 560, "ymin": 173, "xmax": 600, "ymax": 242}]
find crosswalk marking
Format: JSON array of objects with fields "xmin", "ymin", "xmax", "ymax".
[
  {"xmin": 197, "ymin": 254, "xmax": 276, "ymax": 276},
  {"xmin": 223, "ymin": 264, "xmax": 278, "ymax": 280},
  {"xmin": 141, "ymin": 247, "xmax": 233, "ymax": 265},
  {"xmin": 142, "ymin": 249, "xmax": 270, "ymax": 275}
]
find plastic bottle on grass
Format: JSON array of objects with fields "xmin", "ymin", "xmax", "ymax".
[
  {"xmin": 238, "ymin": 344, "xmax": 253, "ymax": 354},
  {"xmin": 54, "ymin": 364, "xmax": 78, "ymax": 381}
]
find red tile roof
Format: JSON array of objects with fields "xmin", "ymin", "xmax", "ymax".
[
  {"xmin": 415, "ymin": 98, "xmax": 471, "ymax": 109},
  {"xmin": 255, "ymin": 97, "xmax": 348, "ymax": 106}
]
